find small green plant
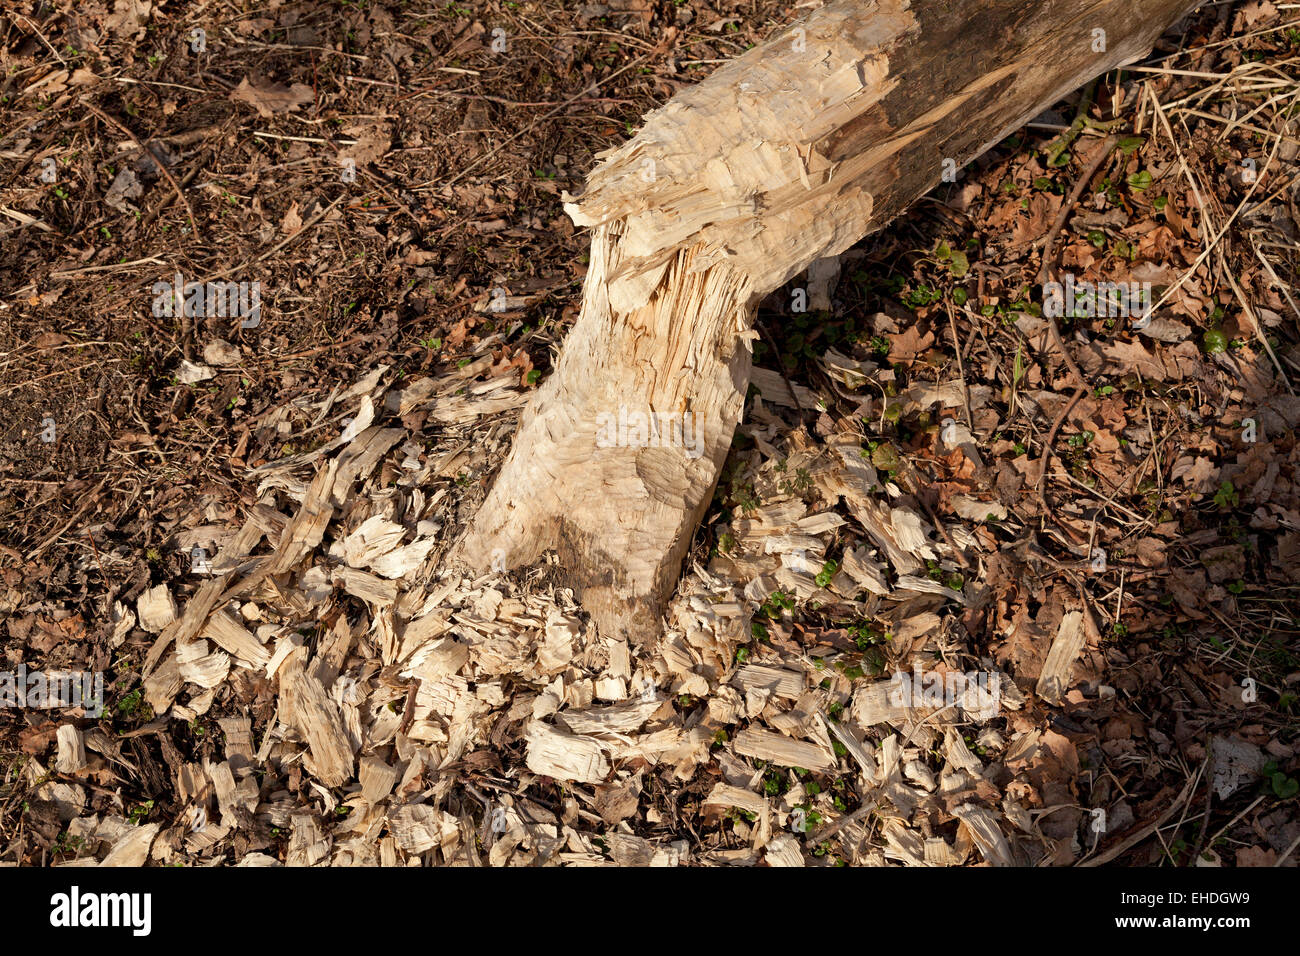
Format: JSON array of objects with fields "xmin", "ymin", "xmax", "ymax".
[
  {"xmin": 1263, "ymin": 762, "xmax": 1299, "ymax": 799},
  {"xmin": 934, "ymin": 240, "xmax": 969, "ymax": 278},
  {"xmin": 1203, "ymin": 328, "xmax": 1228, "ymax": 355},
  {"xmin": 759, "ymin": 590, "xmax": 795, "ymax": 619},
  {"xmin": 1117, "ymin": 135, "xmax": 1146, "ymax": 155},
  {"xmin": 847, "ymin": 620, "xmax": 886, "ymax": 649},
  {"xmin": 116, "ymin": 688, "xmax": 150, "ymax": 720},
  {"xmin": 53, "ymin": 831, "xmax": 88, "ymax": 858},
  {"xmin": 834, "ymin": 659, "xmax": 866, "ymax": 680},
  {"xmin": 1126, "ymin": 169, "xmax": 1153, "ymax": 192},
  {"xmin": 1212, "ymin": 480, "xmax": 1239, "ymax": 510}
]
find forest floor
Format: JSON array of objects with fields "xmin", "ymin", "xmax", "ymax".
[{"xmin": 1, "ymin": 0, "xmax": 1298, "ymax": 867}]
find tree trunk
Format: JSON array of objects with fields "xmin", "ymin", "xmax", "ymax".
[{"xmin": 455, "ymin": 0, "xmax": 1199, "ymax": 643}]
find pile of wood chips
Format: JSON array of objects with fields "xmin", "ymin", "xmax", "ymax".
[{"xmin": 27, "ymin": 355, "xmax": 1098, "ymax": 867}]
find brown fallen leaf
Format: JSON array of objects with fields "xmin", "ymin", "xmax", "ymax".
[
  {"xmin": 1011, "ymin": 191, "xmax": 1061, "ymax": 247},
  {"xmin": 1234, "ymin": 845, "xmax": 1278, "ymax": 866},
  {"xmin": 106, "ymin": 0, "xmax": 152, "ymax": 39},
  {"xmin": 280, "ymin": 201, "xmax": 303, "ymax": 237},
  {"xmin": 340, "ymin": 122, "xmax": 392, "ymax": 167},
  {"xmin": 231, "ymin": 76, "xmax": 315, "ymax": 117}
]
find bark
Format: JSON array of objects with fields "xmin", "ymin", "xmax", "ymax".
[{"xmin": 455, "ymin": 0, "xmax": 1200, "ymax": 642}]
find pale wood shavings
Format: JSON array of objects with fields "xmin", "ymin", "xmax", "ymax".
[
  {"xmin": 331, "ymin": 427, "xmax": 406, "ymax": 504},
  {"xmin": 99, "ymin": 823, "xmax": 160, "ymax": 867},
  {"xmin": 333, "ymin": 566, "xmax": 398, "ymax": 606},
  {"xmin": 288, "ymin": 812, "xmax": 331, "ymax": 866},
  {"xmin": 235, "ymin": 461, "xmax": 338, "ymax": 599},
  {"xmin": 143, "ymin": 653, "xmax": 182, "ymax": 714},
  {"xmin": 177, "ymin": 640, "xmax": 230, "ymax": 689},
  {"xmin": 358, "ymin": 756, "xmax": 399, "ymax": 805},
  {"xmin": 144, "ymin": 576, "xmax": 227, "ymax": 676},
  {"xmin": 555, "ymin": 696, "xmax": 663, "ymax": 735},
  {"xmin": 251, "ymin": 397, "xmax": 374, "ymax": 480},
  {"xmin": 750, "ymin": 367, "xmax": 819, "ymax": 407},
  {"xmin": 54, "ymin": 725, "xmax": 86, "ymax": 773},
  {"xmin": 882, "ymin": 819, "xmax": 928, "ymax": 865},
  {"xmin": 340, "ymin": 514, "xmax": 406, "ymax": 567},
  {"xmin": 280, "ymin": 650, "xmax": 355, "ymax": 788},
  {"xmin": 952, "ymin": 802, "xmax": 1017, "ymax": 867},
  {"xmin": 893, "ymin": 574, "xmax": 968, "ymax": 605},
  {"xmin": 371, "ymin": 538, "xmax": 436, "ymax": 579},
  {"xmin": 389, "ymin": 803, "xmax": 459, "ymax": 856},
  {"xmin": 524, "ymin": 720, "xmax": 610, "ymax": 784},
  {"xmin": 136, "ymin": 584, "xmax": 177, "ymax": 633},
  {"xmin": 1036, "ymin": 609, "xmax": 1086, "ymax": 705},
  {"xmin": 201, "ymin": 609, "xmax": 271, "ymax": 670},
  {"xmin": 703, "ymin": 782, "xmax": 769, "ymax": 817},
  {"xmin": 732, "ymin": 727, "xmax": 836, "ymax": 772},
  {"xmin": 763, "ymin": 833, "xmax": 805, "ymax": 866},
  {"xmin": 732, "ymin": 664, "xmax": 805, "ymax": 700},
  {"xmin": 841, "ymin": 546, "xmax": 891, "ymax": 595}
]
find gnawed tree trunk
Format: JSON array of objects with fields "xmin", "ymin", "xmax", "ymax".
[{"xmin": 456, "ymin": 0, "xmax": 1199, "ymax": 642}]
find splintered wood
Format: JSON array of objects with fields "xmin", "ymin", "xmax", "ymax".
[{"xmin": 456, "ymin": 0, "xmax": 1201, "ymax": 644}]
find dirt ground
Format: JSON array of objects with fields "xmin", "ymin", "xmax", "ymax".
[{"xmin": 1, "ymin": 0, "xmax": 1298, "ymax": 867}]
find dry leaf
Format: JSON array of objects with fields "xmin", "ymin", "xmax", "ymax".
[{"xmin": 231, "ymin": 76, "xmax": 315, "ymax": 117}]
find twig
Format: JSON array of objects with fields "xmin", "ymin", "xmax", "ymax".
[
  {"xmin": 1032, "ymin": 136, "xmax": 1117, "ymax": 510},
  {"xmin": 758, "ymin": 322, "xmax": 806, "ymax": 419},
  {"xmin": 1080, "ymin": 771, "xmax": 1198, "ymax": 866},
  {"xmin": 82, "ymin": 101, "xmax": 198, "ymax": 239},
  {"xmin": 944, "ymin": 301, "xmax": 974, "ymax": 429},
  {"xmin": 1036, "ymin": 134, "xmax": 1119, "ymax": 291},
  {"xmin": 1188, "ymin": 738, "xmax": 1215, "ymax": 865},
  {"xmin": 415, "ymin": 56, "xmax": 649, "ymax": 192}
]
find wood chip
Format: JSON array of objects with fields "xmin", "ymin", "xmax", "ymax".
[
  {"xmin": 732, "ymin": 727, "xmax": 835, "ymax": 772},
  {"xmin": 99, "ymin": 823, "xmax": 160, "ymax": 867},
  {"xmin": 359, "ymin": 756, "xmax": 399, "ymax": 804},
  {"xmin": 1036, "ymin": 609, "xmax": 1086, "ymax": 705},
  {"xmin": 55, "ymin": 725, "xmax": 86, "ymax": 773},
  {"xmin": 201, "ymin": 609, "xmax": 271, "ymax": 670},
  {"xmin": 136, "ymin": 584, "xmax": 177, "ymax": 633},
  {"xmin": 281, "ymin": 651, "xmax": 354, "ymax": 787},
  {"xmin": 952, "ymin": 802, "xmax": 1015, "ymax": 867},
  {"xmin": 389, "ymin": 803, "xmax": 457, "ymax": 855},
  {"xmin": 524, "ymin": 720, "xmax": 610, "ymax": 784},
  {"xmin": 732, "ymin": 664, "xmax": 805, "ymax": 700},
  {"xmin": 555, "ymin": 697, "xmax": 662, "ymax": 735}
]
